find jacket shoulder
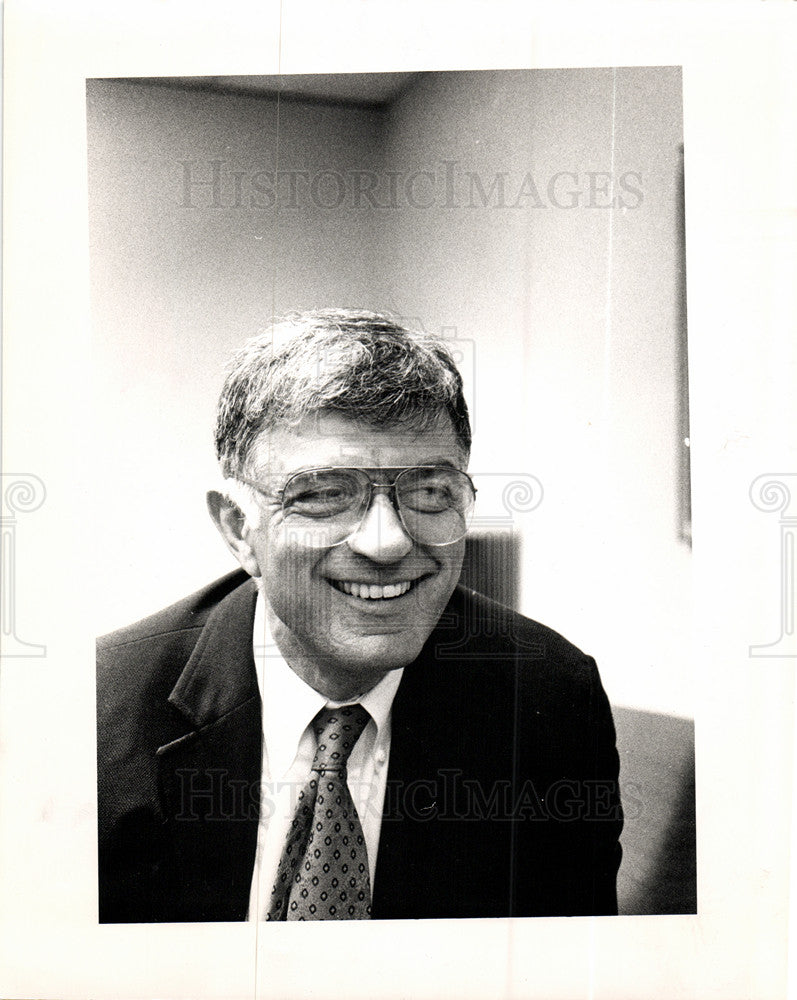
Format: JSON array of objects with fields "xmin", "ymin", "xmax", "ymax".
[
  {"xmin": 96, "ymin": 568, "xmax": 255, "ymax": 723},
  {"xmin": 436, "ymin": 586, "xmax": 609, "ymax": 722},
  {"xmin": 447, "ymin": 585, "xmax": 595, "ymax": 670},
  {"xmin": 97, "ymin": 569, "xmax": 251, "ymax": 652}
]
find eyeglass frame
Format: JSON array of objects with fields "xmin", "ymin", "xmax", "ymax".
[{"xmin": 235, "ymin": 465, "xmax": 477, "ymax": 548}]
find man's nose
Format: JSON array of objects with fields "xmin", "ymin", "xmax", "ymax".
[{"xmin": 346, "ymin": 493, "xmax": 414, "ymax": 562}]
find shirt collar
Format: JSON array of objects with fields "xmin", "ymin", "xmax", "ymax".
[{"xmin": 253, "ymin": 589, "xmax": 403, "ymax": 781}]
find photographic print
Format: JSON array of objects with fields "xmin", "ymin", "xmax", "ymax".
[
  {"xmin": 87, "ymin": 68, "xmax": 695, "ymax": 924},
  {"xmin": 1, "ymin": 4, "xmax": 794, "ymax": 999}
]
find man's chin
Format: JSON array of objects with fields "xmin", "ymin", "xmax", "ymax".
[{"xmin": 325, "ymin": 630, "xmax": 429, "ymax": 675}]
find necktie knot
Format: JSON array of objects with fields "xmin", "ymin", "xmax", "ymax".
[{"xmin": 311, "ymin": 703, "xmax": 370, "ymax": 774}]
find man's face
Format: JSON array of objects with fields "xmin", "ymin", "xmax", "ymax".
[{"xmin": 243, "ymin": 411, "xmax": 468, "ymax": 695}]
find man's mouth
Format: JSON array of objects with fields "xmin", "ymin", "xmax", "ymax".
[{"xmin": 328, "ymin": 579, "xmax": 421, "ymax": 600}]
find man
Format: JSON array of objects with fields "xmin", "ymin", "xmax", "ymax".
[{"xmin": 97, "ymin": 308, "xmax": 623, "ymax": 922}]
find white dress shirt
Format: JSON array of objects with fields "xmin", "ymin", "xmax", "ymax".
[{"xmin": 247, "ymin": 591, "xmax": 404, "ymax": 921}]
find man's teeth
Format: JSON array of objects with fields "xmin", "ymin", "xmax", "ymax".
[{"xmin": 337, "ymin": 580, "xmax": 413, "ymax": 600}]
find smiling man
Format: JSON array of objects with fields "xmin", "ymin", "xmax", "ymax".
[
  {"xmin": 212, "ymin": 412, "xmax": 470, "ymax": 699},
  {"xmin": 97, "ymin": 308, "xmax": 623, "ymax": 923}
]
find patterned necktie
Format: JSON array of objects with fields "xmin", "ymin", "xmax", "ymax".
[{"xmin": 267, "ymin": 703, "xmax": 372, "ymax": 920}]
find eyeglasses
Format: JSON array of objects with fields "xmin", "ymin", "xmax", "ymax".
[{"xmin": 237, "ymin": 466, "xmax": 477, "ymax": 547}]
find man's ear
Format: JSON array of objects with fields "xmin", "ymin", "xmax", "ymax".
[{"xmin": 206, "ymin": 490, "xmax": 262, "ymax": 578}]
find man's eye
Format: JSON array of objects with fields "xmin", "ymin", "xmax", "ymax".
[
  {"xmin": 286, "ymin": 486, "xmax": 355, "ymax": 513},
  {"xmin": 402, "ymin": 485, "xmax": 452, "ymax": 511},
  {"xmin": 292, "ymin": 488, "xmax": 337, "ymax": 502},
  {"xmin": 422, "ymin": 485, "xmax": 451, "ymax": 500}
]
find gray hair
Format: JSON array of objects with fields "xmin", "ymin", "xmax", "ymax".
[{"xmin": 214, "ymin": 308, "xmax": 472, "ymax": 479}]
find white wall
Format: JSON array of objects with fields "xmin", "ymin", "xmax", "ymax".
[
  {"xmin": 89, "ymin": 71, "xmax": 691, "ymax": 715},
  {"xmin": 378, "ymin": 69, "xmax": 691, "ymax": 716},
  {"xmin": 88, "ymin": 79, "xmax": 388, "ymax": 626}
]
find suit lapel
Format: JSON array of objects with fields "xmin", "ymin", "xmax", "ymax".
[{"xmin": 156, "ymin": 578, "xmax": 262, "ymax": 921}]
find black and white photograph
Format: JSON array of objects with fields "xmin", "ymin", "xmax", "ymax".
[
  {"xmin": 1, "ymin": 3, "xmax": 795, "ymax": 999},
  {"xmin": 88, "ymin": 67, "xmax": 694, "ymax": 925}
]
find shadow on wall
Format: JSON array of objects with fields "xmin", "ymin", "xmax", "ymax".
[{"xmin": 614, "ymin": 707, "xmax": 697, "ymax": 915}]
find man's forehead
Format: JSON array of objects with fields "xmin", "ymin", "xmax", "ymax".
[{"xmin": 250, "ymin": 410, "xmax": 465, "ymax": 474}]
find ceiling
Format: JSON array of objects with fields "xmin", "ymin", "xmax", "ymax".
[{"xmin": 164, "ymin": 72, "xmax": 419, "ymax": 108}]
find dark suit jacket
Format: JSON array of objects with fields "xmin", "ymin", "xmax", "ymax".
[{"xmin": 97, "ymin": 570, "xmax": 623, "ymax": 922}]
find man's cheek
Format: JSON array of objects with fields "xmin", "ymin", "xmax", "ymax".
[
  {"xmin": 263, "ymin": 552, "xmax": 297, "ymax": 616},
  {"xmin": 274, "ymin": 570, "xmax": 335, "ymax": 634}
]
